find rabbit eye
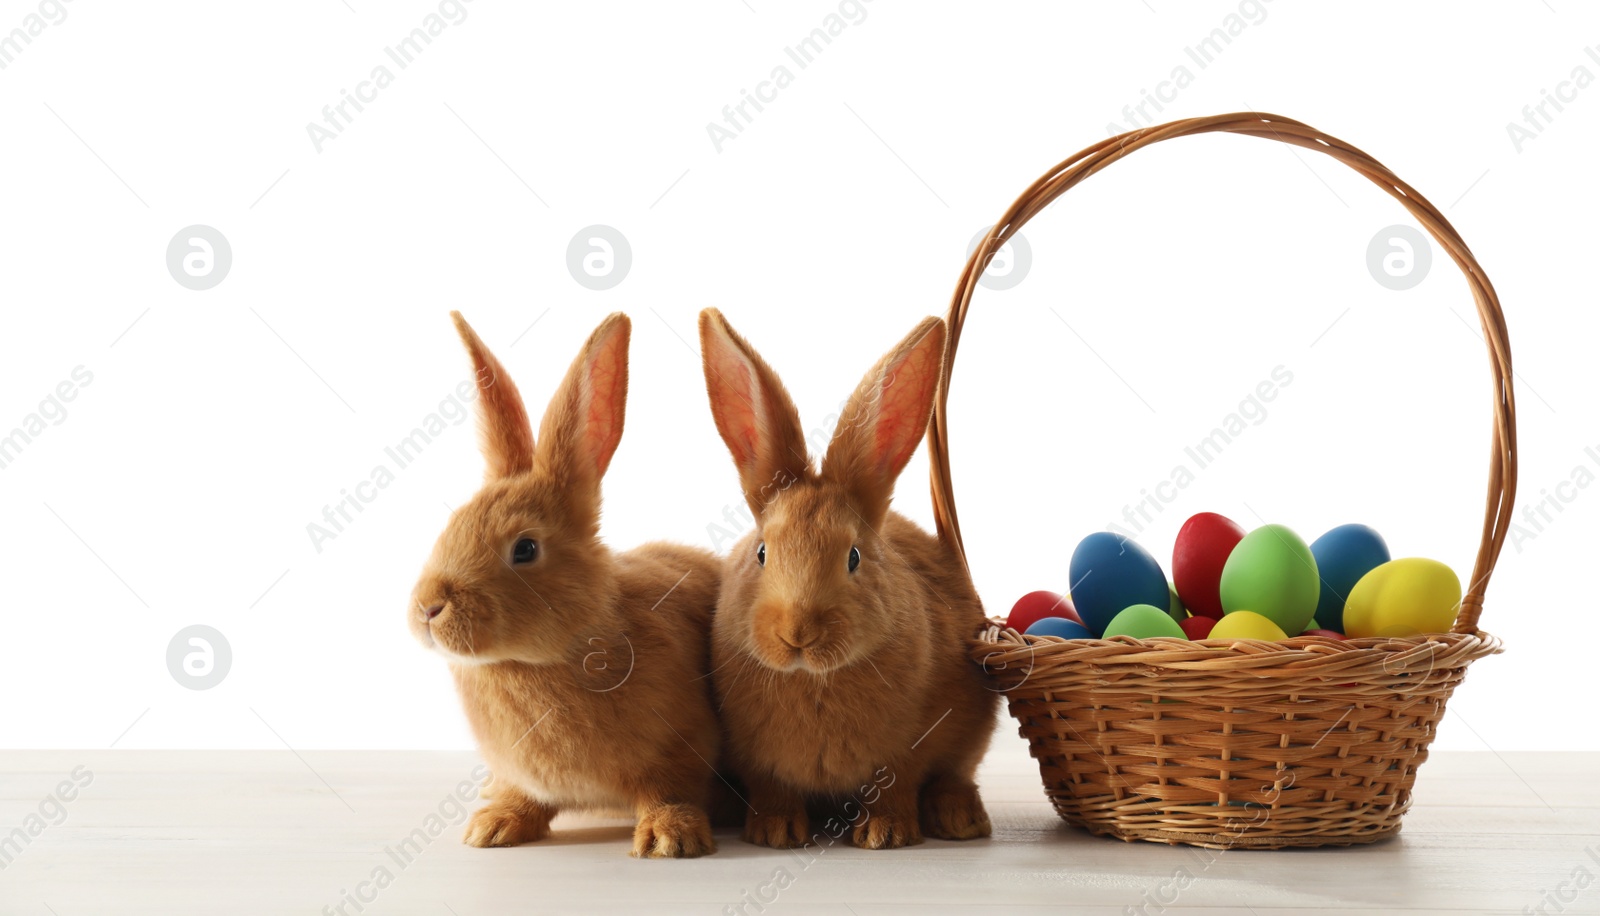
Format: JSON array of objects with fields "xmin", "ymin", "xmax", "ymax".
[
  {"xmin": 848, "ymin": 545, "xmax": 861, "ymax": 573},
  {"xmin": 512, "ymin": 538, "xmax": 539, "ymax": 564},
  {"xmin": 756, "ymin": 542, "xmax": 766, "ymax": 567}
]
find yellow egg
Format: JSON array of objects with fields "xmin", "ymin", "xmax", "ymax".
[
  {"xmin": 1343, "ymin": 558, "xmax": 1461, "ymax": 638},
  {"xmin": 1209, "ymin": 610, "xmax": 1289, "ymax": 641}
]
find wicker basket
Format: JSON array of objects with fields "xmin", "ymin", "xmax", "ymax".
[{"xmin": 932, "ymin": 113, "xmax": 1514, "ymax": 849}]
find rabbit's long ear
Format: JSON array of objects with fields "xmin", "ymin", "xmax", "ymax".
[
  {"xmin": 699, "ymin": 309, "xmax": 810, "ymax": 519},
  {"xmin": 535, "ymin": 312, "xmax": 631, "ymax": 490},
  {"xmin": 452, "ymin": 311, "xmax": 536, "ymax": 481},
  {"xmin": 821, "ymin": 317, "xmax": 946, "ymax": 524}
]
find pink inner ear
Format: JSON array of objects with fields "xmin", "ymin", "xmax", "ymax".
[
  {"xmin": 707, "ymin": 345, "xmax": 761, "ymax": 468},
  {"xmin": 581, "ymin": 327, "xmax": 629, "ymax": 473},
  {"xmin": 872, "ymin": 336, "xmax": 941, "ymax": 473}
]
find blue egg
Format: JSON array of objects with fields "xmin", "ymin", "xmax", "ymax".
[
  {"xmin": 1025, "ymin": 617, "xmax": 1095, "ymax": 640},
  {"xmin": 1068, "ymin": 532, "xmax": 1170, "ymax": 637},
  {"xmin": 1308, "ymin": 524, "xmax": 1391, "ymax": 634}
]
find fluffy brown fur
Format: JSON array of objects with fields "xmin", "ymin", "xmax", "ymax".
[
  {"xmin": 409, "ymin": 312, "xmax": 724, "ymax": 858},
  {"xmin": 698, "ymin": 309, "xmax": 998, "ymax": 850}
]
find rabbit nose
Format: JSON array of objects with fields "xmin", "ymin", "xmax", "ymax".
[
  {"xmin": 779, "ymin": 624, "xmax": 819, "ymax": 650},
  {"xmin": 424, "ymin": 602, "xmax": 445, "ymax": 621}
]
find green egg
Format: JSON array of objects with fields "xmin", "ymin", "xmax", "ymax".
[
  {"xmin": 1167, "ymin": 582, "xmax": 1187, "ymax": 622},
  {"xmin": 1219, "ymin": 524, "xmax": 1320, "ymax": 636},
  {"xmin": 1103, "ymin": 604, "xmax": 1187, "ymax": 639}
]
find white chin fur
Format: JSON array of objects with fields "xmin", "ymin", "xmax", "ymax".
[
  {"xmin": 437, "ymin": 645, "xmax": 494, "ymax": 666},
  {"xmin": 778, "ymin": 653, "xmax": 843, "ymax": 676}
]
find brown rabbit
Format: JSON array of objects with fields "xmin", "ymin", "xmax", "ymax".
[
  {"xmin": 409, "ymin": 311, "xmax": 724, "ymax": 858},
  {"xmin": 697, "ymin": 308, "xmax": 997, "ymax": 850}
]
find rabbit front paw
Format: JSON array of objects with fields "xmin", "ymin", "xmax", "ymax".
[
  {"xmin": 632, "ymin": 803, "xmax": 716, "ymax": 858},
  {"xmin": 920, "ymin": 783, "xmax": 992, "ymax": 841},
  {"xmin": 462, "ymin": 801, "xmax": 552, "ymax": 847},
  {"xmin": 853, "ymin": 812, "xmax": 923, "ymax": 849},
  {"xmin": 742, "ymin": 810, "xmax": 810, "ymax": 848}
]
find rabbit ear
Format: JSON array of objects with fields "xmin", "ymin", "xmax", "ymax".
[
  {"xmin": 534, "ymin": 312, "xmax": 631, "ymax": 489},
  {"xmin": 699, "ymin": 308, "xmax": 810, "ymax": 518},
  {"xmin": 452, "ymin": 311, "xmax": 536, "ymax": 481},
  {"xmin": 821, "ymin": 317, "xmax": 946, "ymax": 522}
]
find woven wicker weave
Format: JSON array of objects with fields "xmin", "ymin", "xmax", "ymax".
[{"xmin": 932, "ymin": 113, "xmax": 1513, "ymax": 848}]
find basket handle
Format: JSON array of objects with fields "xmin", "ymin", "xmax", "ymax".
[{"xmin": 928, "ymin": 112, "xmax": 1515, "ymax": 637}]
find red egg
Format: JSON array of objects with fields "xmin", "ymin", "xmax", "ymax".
[
  {"xmin": 1173, "ymin": 512, "xmax": 1246, "ymax": 620},
  {"xmin": 1301, "ymin": 629, "xmax": 1348, "ymax": 640},
  {"xmin": 1179, "ymin": 616, "xmax": 1216, "ymax": 640},
  {"xmin": 1007, "ymin": 591, "xmax": 1079, "ymax": 633}
]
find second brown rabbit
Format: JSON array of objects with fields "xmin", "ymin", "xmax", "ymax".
[{"xmin": 697, "ymin": 308, "xmax": 998, "ymax": 850}]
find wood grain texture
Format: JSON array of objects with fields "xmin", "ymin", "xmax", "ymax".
[{"xmin": 0, "ymin": 744, "xmax": 1594, "ymax": 915}]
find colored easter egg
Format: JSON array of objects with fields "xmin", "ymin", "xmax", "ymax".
[
  {"xmin": 1025, "ymin": 617, "xmax": 1095, "ymax": 640},
  {"xmin": 1167, "ymin": 583, "xmax": 1187, "ymax": 622},
  {"xmin": 1069, "ymin": 532, "xmax": 1170, "ymax": 637},
  {"xmin": 1218, "ymin": 524, "xmax": 1320, "ymax": 636},
  {"xmin": 1343, "ymin": 558, "xmax": 1462, "ymax": 638},
  {"xmin": 1309, "ymin": 524, "xmax": 1391, "ymax": 634},
  {"xmin": 1209, "ymin": 610, "xmax": 1289, "ymax": 641},
  {"xmin": 1301, "ymin": 628, "xmax": 1347, "ymax": 640},
  {"xmin": 1103, "ymin": 604, "xmax": 1187, "ymax": 639},
  {"xmin": 1007, "ymin": 591, "xmax": 1079, "ymax": 633},
  {"xmin": 1180, "ymin": 616, "xmax": 1216, "ymax": 640},
  {"xmin": 1172, "ymin": 512, "xmax": 1246, "ymax": 620}
]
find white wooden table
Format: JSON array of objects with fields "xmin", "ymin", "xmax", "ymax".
[{"xmin": 1, "ymin": 744, "xmax": 1594, "ymax": 915}]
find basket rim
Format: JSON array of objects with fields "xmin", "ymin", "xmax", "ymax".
[{"xmin": 969, "ymin": 617, "xmax": 1502, "ymax": 674}]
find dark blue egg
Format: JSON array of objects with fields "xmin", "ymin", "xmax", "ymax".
[
  {"xmin": 1308, "ymin": 524, "xmax": 1391, "ymax": 633},
  {"xmin": 1025, "ymin": 617, "xmax": 1095, "ymax": 640},
  {"xmin": 1068, "ymin": 532, "xmax": 1170, "ymax": 637}
]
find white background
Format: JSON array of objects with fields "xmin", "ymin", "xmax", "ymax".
[{"xmin": 0, "ymin": 0, "xmax": 1593, "ymax": 753}]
